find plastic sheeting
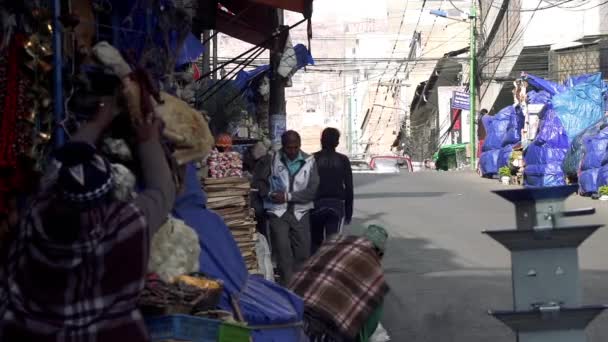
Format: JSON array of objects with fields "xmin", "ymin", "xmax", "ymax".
[
  {"xmin": 563, "ymin": 117, "xmax": 606, "ymax": 177},
  {"xmin": 480, "ymin": 149, "xmax": 501, "ymax": 177},
  {"xmin": 527, "ymin": 90, "xmax": 552, "ymax": 104},
  {"xmin": 524, "ymin": 107, "xmax": 568, "ymax": 187},
  {"xmin": 552, "ymin": 73, "xmax": 604, "ymax": 142},
  {"xmin": 497, "ymin": 106, "xmax": 525, "ymax": 168},
  {"xmin": 523, "ymin": 73, "xmax": 605, "ymax": 188},
  {"xmin": 525, "ymin": 74, "xmax": 566, "ymax": 96},
  {"xmin": 578, "ymin": 129, "xmax": 608, "ymax": 194},
  {"xmin": 173, "ymin": 164, "xmax": 306, "ymax": 341},
  {"xmin": 480, "ymin": 106, "xmax": 513, "ymax": 176}
]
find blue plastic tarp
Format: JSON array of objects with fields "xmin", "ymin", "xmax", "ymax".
[
  {"xmin": 480, "ymin": 149, "xmax": 501, "ymax": 176},
  {"xmin": 172, "ymin": 164, "xmax": 306, "ymax": 341},
  {"xmin": 502, "ymin": 106, "xmax": 525, "ymax": 147},
  {"xmin": 498, "ymin": 144, "xmax": 515, "ymax": 169},
  {"xmin": 527, "ymin": 90, "xmax": 552, "ymax": 104},
  {"xmin": 577, "ymin": 127, "xmax": 608, "ymax": 194},
  {"xmin": 175, "ymin": 33, "xmax": 205, "ymax": 67},
  {"xmin": 481, "ymin": 107, "xmax": 511, "ymax": 152},
  {"xmin": 524, "ymin": 106, "xmax": 568, "ymax": 187},
  {"xmin": 294, "ymin": 44, "xmax": 315, "ymax": 69},
  {"xmin": 526, "ymin": 74, "xmax": 566, "ymax": 96},
  {"xmin": 552, "ymin": 73, "xmax": 604, "ymax": 142}
]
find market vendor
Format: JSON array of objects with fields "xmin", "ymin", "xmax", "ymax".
[
  {"xmin": 253, "ymin": 130, "xmax": 319, "ymax": 284},
  {"xmin": 0, "ymin": 95, "xmax": 176, "ymax": 341},
  {"xmin": 289, "ymin": 225, "xmax": 389, "ymax": 342}
]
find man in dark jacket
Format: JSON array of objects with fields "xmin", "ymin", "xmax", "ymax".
[{"xmin": 311, "ymin": 128, "xmax": 354, "ymax": 254}]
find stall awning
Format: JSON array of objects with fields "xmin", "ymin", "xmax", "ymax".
[{"xmin": 215, "ymin": 0, "xmax": 313, "ymax": 47}]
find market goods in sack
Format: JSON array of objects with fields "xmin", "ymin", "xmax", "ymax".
[
  {"xmin": 154, "ymin": 91, "xmax": 215, "ymax": 165},
  {"xmin": 207, "ymin": 149, "xmax": 243, "ymax": 178},
  {"xmin": 149, "ymin": 216, "xmax": 201, "ymax": 282}
]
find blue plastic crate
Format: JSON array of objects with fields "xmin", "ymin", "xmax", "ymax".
[{"xmin": 145, "ymin": 314, "xmax": 222, "ymax": 342}]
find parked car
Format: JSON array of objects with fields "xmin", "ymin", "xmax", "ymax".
[{"xmin": 350, "ymin": 155, "xmax": 411, "ymax": 174}]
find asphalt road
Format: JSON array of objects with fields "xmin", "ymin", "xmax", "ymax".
[{"xmin": 350, "ymin": 170, "xmax": 608, "ymax": 341}]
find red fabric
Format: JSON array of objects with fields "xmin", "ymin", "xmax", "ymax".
[
  {"xmin": 0, "ymin": 35, "xmax": 21, "ymax": 169},
  {"xmin": 478, "ymin": 139, "xmax": 485, "ymax": 158},
  {"xmin": 0, "ymin": 35, "xmax": 28, "ymax": 215}
]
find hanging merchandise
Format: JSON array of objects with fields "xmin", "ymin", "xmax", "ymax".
[{"xmin": 93, "ymin": 42, "xmax": 214, "ymax": 165}]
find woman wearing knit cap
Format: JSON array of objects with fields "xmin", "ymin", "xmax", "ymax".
[{"xmin": 0, "ymin": 94, "xmax": 176, "ymax": 341}]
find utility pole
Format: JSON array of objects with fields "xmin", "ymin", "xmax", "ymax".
[
  {"xmin": 469, "ymin": 0, "xmax": 477, "ymax": 171},
  {"xmin": 268, "ymin": 8, "xmax": 286, "ymax": 148},
  {"xmin": 202, "ymin": 30, "xmax": 211, "ymax": 78},
  {"xmin": 212, "ymin": 31, "xmax": 218, "ymax": 80}
]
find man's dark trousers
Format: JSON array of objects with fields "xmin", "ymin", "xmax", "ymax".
[{"xmin": 310, "ymin": 198, "xmax": 344, "ymax": 254}]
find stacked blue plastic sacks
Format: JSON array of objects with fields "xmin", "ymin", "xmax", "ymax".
[
  {"xmin": 497, "ymin": 106, "xmax": 525, "ymax": 169},
  {"xmin": 480, "ymin": 107, "xmax": 511, "ymax": 177},
  {"xmin": 524, "ymin": 74, "xmax": 605, "ymax": 187}
]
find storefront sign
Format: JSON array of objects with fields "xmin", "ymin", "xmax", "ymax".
[{"xmin": 451, "ymin": 91, "xmax": 470, "ymax": 111}]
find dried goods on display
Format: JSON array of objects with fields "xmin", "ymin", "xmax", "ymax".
[
  {"xmin": 203, "ymin": 177, "xmax": 259, "ymax": 273},
  {"xmin": 139, "ymin": 273, "xmax": 223, "ymax": 316},
  {"xmin": 207, "ymin": 149, "xmax": 244, "ymax": 178},
  {"xmin": 149, "ymin": 216, "xmax": 202, "ymax": 283}
]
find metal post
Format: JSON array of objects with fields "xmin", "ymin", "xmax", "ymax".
[
  {"xmin": 469, "ymin": 0, "xmax": 477, "ymax": 170},
  {"xmin": 268, "ymin": 8, "xmax": 286, "ymax": 148},
  {"xmin": 484, "ymin": 186, "xmax": 605, "ymax": 342},
  {"xmin": 212, "ymin": 31, "xmax": 218, "ymax": 80},
  {"xmin": 52, "ymin": 0, "xmax": 65, "ymax": 148},
  {"xmin": 202, "ymin": 30, "xmax": 211, "ymax": 78}
]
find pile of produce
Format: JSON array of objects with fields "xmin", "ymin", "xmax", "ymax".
[{"xmin": 207, "ymin": 149, "xmax": 243, "ymax": 178}]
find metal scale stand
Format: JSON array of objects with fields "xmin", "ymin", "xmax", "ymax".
[{"xmin": 484, "ymin": 185, "xmax": 606, "ymax": 342}]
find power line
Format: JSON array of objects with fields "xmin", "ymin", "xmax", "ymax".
[{"xmin": 489, "ymin": 0, "xmax": 583, "ymax": 12}]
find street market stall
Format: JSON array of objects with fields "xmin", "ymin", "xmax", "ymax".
[{"xmin": 0, "ymin": 0, "xmax": 314, "ymax": 341}]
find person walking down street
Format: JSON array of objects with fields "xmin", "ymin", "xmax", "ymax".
[
  {"xmin": 0, "ymin": 96, "xmax": 176, "ymax": 341},
  {"xmin": 253, "ymin": 130, "xmax": 319, "ymax": 285},
  {"xmin": 290, "ymin": 225, "xmax": 390, "ymax": 342},
  {"xmin": 311, "ymin": 128, "xmax": 354, "ymax": 254}
]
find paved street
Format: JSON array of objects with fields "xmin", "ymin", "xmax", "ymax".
[{"xmin": 351, "ymin": 171, "xmax": 608, "ymax": 341}]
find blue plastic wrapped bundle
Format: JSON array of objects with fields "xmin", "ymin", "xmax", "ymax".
[
  {"xmin": 526, "ymin": 74, "xmax": 566, "ymax": 96},
  {"xmin": 552, "ymin": 73, "xmax": 604, "ymax": 142},
  {"xmin": 498, "ymin": 144, "xmax": 516, "ymax": 169},
  {"xmin": 481, "ymin": 108, "xmax": 511, "ymax": 152},
  {"xmin": 480, "ymin": 149, "xmax": 501, "ymax": 176},
  {"xmin": 497, "ymin": 106, "xmax": 525, "ymax": 168},
  {"xmin": 578, "ymin": 128, "xmax": 608, "ymax": 194},
  {"xmin": 480, "ymin": 107, "xmax": 511, "ymax": 176},
  {"xmin": 527, "ymin": 90, "xmax": 552, "ymax": 104},
  {"xmin": 563, "ymin": 119, "xmax": 603, "ymax": 177},
  {"xmin": 524, "ymin": 106, "xmax": 569, "ymax": 187}
]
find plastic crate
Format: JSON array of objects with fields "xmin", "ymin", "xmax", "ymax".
[
  {"xmin": 219, "ymin": 322, "xmax": 250, "ymax": 342},
  {"xmin": 145, "ymin": 314, "xmax": 221, "ymax": 342}
]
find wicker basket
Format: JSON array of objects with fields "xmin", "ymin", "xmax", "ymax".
[{"xmin": 139, "ymin": 275, "xmax": 223, "ymax": 316}]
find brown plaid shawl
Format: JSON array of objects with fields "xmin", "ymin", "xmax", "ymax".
[
  {"xmin": 1, "ymin": 197, "xmax": 150, "ymax": 342},
  {"xmin": 289, "ymin": 235, "xmax": 388, "ymax": 339}
]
